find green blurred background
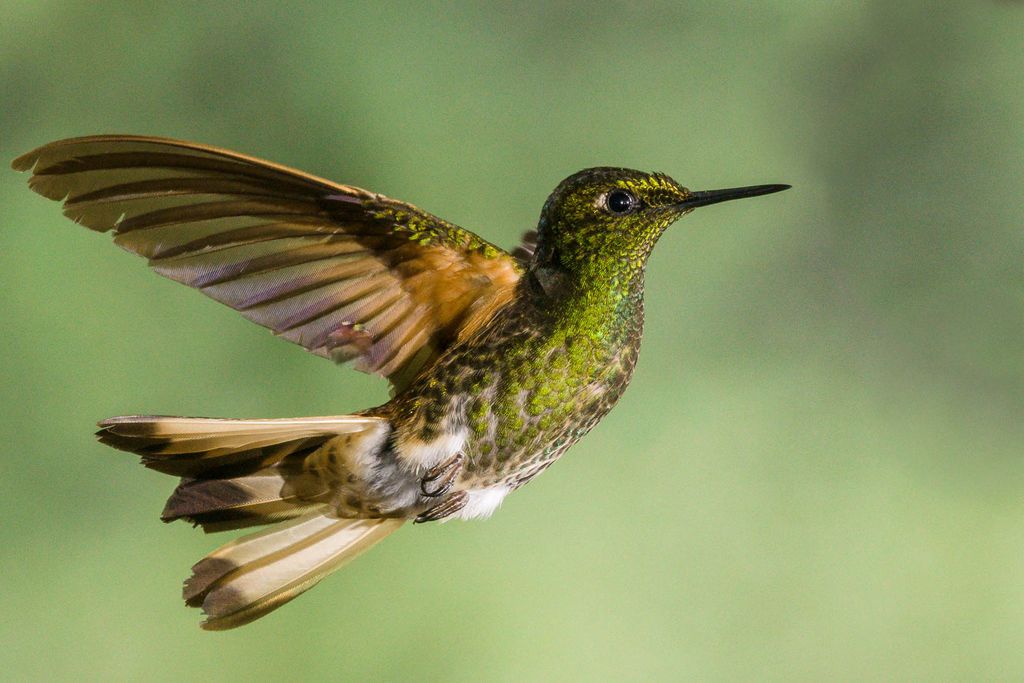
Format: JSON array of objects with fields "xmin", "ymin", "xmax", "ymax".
[{"xmin": 2, "ymin": 1, "xmax": 1022, "ymax": 679}]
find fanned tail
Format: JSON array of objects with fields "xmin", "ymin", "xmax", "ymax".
[
  {"xmin": 97, "ymin": 413, "xmax": 402, "ymax": 628},
  {"xmin": 184, "ymin": 510, "xmax": 404, "ymax": 630}
]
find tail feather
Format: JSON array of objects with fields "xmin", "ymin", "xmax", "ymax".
[
  {"xmin": 161, "ymin": 468, "xmax": 330, "ymax": 531},
  {"xmin": 184, "ymin": 510, "xmax": 404, "ymax": 630},
  {"xmin": 97, "ymin": 414, "xmax": 384, "ymax": 477}
]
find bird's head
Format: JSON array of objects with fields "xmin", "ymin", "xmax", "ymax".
[{"xmin": 532, "ymin": 167, "xmax": 788, "ymax": 284}]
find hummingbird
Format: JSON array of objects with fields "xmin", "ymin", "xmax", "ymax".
[{"xmin": 13, "ymin": 135, "xmax": 788, "ymax": 630}]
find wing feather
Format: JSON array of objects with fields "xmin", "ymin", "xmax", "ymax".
[{"xmin": 14, "ymin": 135, "xmax": 525, "ymax": 389}]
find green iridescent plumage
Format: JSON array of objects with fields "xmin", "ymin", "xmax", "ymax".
[{"xmin": 14, "ymin": 136, "xmax": 788, "ymax": 629}]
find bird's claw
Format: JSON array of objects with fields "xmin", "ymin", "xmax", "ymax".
[
  {"xmin": 420, "ymin": 453, "xmax": 464, "ymax": 498},
  {"xmin": 415, "ymin": 490, "xmax": 468, "ymax": 523}
]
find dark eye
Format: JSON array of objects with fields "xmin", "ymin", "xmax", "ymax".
[{"xmin": 605, "ymin": 189, "xmax": 637, "ymax": 216}]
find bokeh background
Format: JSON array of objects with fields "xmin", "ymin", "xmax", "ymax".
[{"xmin": 2, "ymin": 1, "xmax": 1022, "ymax": 679}]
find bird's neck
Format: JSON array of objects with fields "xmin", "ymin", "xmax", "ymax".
[{"xmin": 527, "ymin": 255, "xmax": 646, "ymax": 349}]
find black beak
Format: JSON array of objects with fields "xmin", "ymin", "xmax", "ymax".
[{"xmin": 677, "ymin": 184, "xmax": 790, "ymax": 210}]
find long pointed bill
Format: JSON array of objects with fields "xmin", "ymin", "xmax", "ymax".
[{"xmin": 678, "ymin": 184, "xmax": 790, "ymax": 210}]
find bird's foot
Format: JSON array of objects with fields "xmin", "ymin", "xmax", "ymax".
[
  {"xmin": 420, "ymin": 453, "xmax": 464, "ymax": 498},
  {"xmin": 415, "ymin": 490, "xmax": 468, "ymax": 523}
]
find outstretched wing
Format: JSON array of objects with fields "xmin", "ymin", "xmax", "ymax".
[{"xmin": 13, "ymin": 135, "xmax": 523, "ymax": 389}]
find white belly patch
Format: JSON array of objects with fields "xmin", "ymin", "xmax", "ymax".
[
  {"xmin": 398, "ymin": 428, "xmax": 469, "ymax": 471},
  {"xmin": 456, "ymin": 484, "xmax": 511, "ymax": 520}
]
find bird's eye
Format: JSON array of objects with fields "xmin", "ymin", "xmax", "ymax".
[{"xmin": 604, "ymin": 189, "xmax": 637, "ymax": 216}]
